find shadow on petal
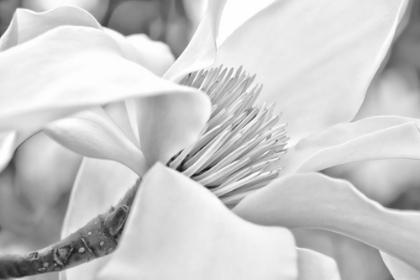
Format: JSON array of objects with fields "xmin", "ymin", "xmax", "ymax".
[{"xmin": 98, "ymin": 163, "xmax": 297, "ymax": 280}]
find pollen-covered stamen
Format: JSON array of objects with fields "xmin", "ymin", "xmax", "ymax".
[{"xmin": 170, "ymin": 66, "xmax": 288, "ymax": 205}]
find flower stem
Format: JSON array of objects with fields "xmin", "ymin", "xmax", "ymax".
[{"xmin": 0, "ymin": 179, "xmax": 140, "ymax": 279}]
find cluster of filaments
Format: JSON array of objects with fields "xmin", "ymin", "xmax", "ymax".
[{"xmin": 168, "ymin": 65, "xmax": 288, "ymax": 205}]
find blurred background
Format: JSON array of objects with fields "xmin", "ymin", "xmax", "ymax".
[{"xmin": 0, "ymin": 0, "xmax": 419, "ymax": 279}]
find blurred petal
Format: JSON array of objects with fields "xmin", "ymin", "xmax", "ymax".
[
  {"xmin": 13, "ymin": 132, "xmax": 81, "ymax": 217},
  {"xmin": 293, "ymin": 229, "xmax": 393, "ymax": 280},
  {"xmin": 234, "ymin": 173, "xmax": 420, "ymax": 273},
  {"xmin": 381, "ymin": 253, "xmax": 420, "ymax": 280},
  {"xmin": 297, "ymin": 248, "xmax": 340, "ymax": 280},
  {"xmin": 164, "ymin": 0, "xmax": 226, "ymax": 81},
  {"xmin": 44, "ymin": 107, "xmax": 148, "ymax": 176},
  {"xmin": 282, "ymin": 116, "xmax": 420, "ymax": 175},
  {"xmin": 61, "ymin": 158, "xmax": 138, "ymax": 280},
  {"xmin": 0, "ymin": 131, "xmax": 16, "ymax": 173},
  {"xmin": 104, "ymin": 28, "xmax": 175, "ymax": 76},
  {"xmin": 136, "ymin": 93, "xmax": 210, "ymax": 166},
  {"xmin": 0, "ymin": 6, "xmax": 100, "ymax": 51},
  {"xmin": 0, "ymin": 26, "xmax": 210, "ymax": 149},
  {"xmin": 216, "ymin": 0, "xmax": 407, "ymax": 144},
  {"xmin": 98, "ymin": 163, "xmax": 297, "ymax": 280}
]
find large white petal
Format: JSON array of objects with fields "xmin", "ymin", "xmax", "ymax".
[
  {"xmin": 0, "ymin": 26, "xmax": 211, "ymax": 155},
  {"xmin": 234, "ymin": 173, "xmax": 420, "ymax": 273},
  {"xmin": 216, "ymin": 0, "xmax": 407, "ymax": 144},
  {"xmin": 61, "ymin": 158, "xmax": 138, "ymax": 280},
  {"xmin": 98, "ymin": 163, "xmax": 298, "ymax": 280}
]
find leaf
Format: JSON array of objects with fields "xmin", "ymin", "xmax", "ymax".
[
  {"xmin": 97, "ymin": 163, "xmax": 298, "ymax": 280},
  {"xmin": 215, "ymin": 0, "xmax": 407, "ymax": 144},
  {"xmin": 281, "ymin": 116, "xmax": 420, "ymax": 175},
  {"xmin": 233, "ymin": 172, "xmax": 420, "ymax": 273}
]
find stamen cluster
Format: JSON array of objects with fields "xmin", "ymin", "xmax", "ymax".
[{"xmin": 168, "ymin": 66, "xmax": 288, "ymax": 205}]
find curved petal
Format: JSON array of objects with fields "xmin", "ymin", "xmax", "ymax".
[
  {"xmin": 163, "ymin": 0, "xmax": 227, "ymax": 81},
  {"xmin": 0, "ymin": 6, "xmax": 100, "ymax": 51},
  {"xmin": 0, "ymin": 26, "xmax": 211, "ymax": 148},
  {"xmin": 104, "ymin": 28, "xmax": 175, "ymax": 76},
  {"xmin": 136, "ymin": 93, "xmax": 211, "ymax": 166},
  {"xmin": 104, "ymin": 102, "xmax": 139, "ymax": 147},
  {"xmin": 98, "ymin": 163, "xmax": 298, "ymax": 280},
  {"xmin": 0, "ymin": 131, "xmax": 16, "ymax": 173},
  {"xmin": 233, "ymin": 173, "xmax": 420, "ymax": 273},
  {"xmin": 381, "ymin": 253, "xmax": 420, "ymax": 280},
  {"xmin": 281, "ymin": 116, "xmax": 420, "ymax": 175},
  {"xmin": 44, "ymin": 107, "xmax": 148, "ymax": 176},
  {"xmin": 217, "ymin": 0, "xmax": 275, "ymax": 46},
  {"xmin": 293, "ymin": 228, "xmax": 392, "ymax": 280},
  {"xmin": 297, "ymin": 248, "xmax": 340, "ymax": 280},
  {"xmin": 61, "ymin": 158, "xmax": 138, "ymax": 280},
  {"xmin": 216, "ymin": 0, "xmax": 407, "ymax": 144}
]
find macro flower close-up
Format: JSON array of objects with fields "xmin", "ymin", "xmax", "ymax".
[{"xmin": 0, "ymin": 0, "xmax": 419, "ymax": 279}]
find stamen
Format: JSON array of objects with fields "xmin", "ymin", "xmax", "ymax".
[{"xmin": 168, "ymin": 66, "xmax": 288, "ymax": 205}]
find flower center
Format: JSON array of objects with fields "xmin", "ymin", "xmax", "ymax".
[{"xmin": 168, "ymin": 66, "xmax": 288, "ymax": 205}]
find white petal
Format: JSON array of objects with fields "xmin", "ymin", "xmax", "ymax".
[
  {"xmin": 44, "ymin": 107, "xmax": 148, "ymax": 176},
  {"xmin": 297, "ymin": 248, "xmax": 340, "ymax": 280},
  {"xmin": 0, "ymin": 131, "xmax": 16, "ymax": 173},
  {"xmin": 281, "ymin": 116, "xmax": 420, "ymax": 175},
  {"xmin": 381, "ymin": 253, "xmax": 420, "ymax": 280},
  {"xmin": 164, "ymin": 0, "xmax": 227, "ymax": 81},
  {"xmin": 234, "ymin": 173, "xmax": 420, "ymax": 273},
  {"xmin": 98, "ymin": 163, "xmax": 298, "ymax": 280},
  {"xmin": 216, "ymin": 0, "xmax": 407, "ymax": 144}
]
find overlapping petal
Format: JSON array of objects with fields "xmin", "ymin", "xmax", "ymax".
[
  {"xmin": 217, "ymin": 0, "xmax": 275, "ymax": 46},
  {"xmin": 381, "ymin": 253, "xmax": 420, "ymax": 280},
  {"xmin": 215, "ymin": 0, "xmax": 407, "ymax": 144},
  {"xmin": 0, "ymin": 26, "xmax": 211, "ymax": 161},
  {"xmin": 164, "ymin": 0, "xmax": 227, "ymax": 81},
  {"xmin": 104, "ymin": 102, "xmax": 139, "ymax": 147},
  {"xmin": 44, "ymin": 107, "xmax": 148, "ymax": 176},
  {"xmin": 135, "ymin": 93, "xmax": 211, "ymax": 166},
  {"xmin": 104, "ymin": 28, "xmax": 175, "ymax": 76},
  {"xmin": 0, "ymin": 6, "xmax": 100, "ymax": 51},
  {"xmin": 233, "ymin": 173, "xmax": 420, "ymax": 273},
  {"xmin": 97, "ymin": 163, "xmax": 297, "ymax": 280},
  {"xmin": 0, "ymin": 131, "xmax": 16, "ymax": 173},
  {"xmin": 61, "ymin": 158, "xmax": 138, "ymax": 280},
  {"xmin": 297, "ymin": 248, "xmax": 340, "ymax": 280},
  {"xmin": 281, "ymin": 116, "xmax": 420, "ymax": 175}
]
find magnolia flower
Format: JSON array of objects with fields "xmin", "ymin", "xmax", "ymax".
[{"xmin": 0, "ymin": 0, "xmax": 419, "ymax": 279}]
